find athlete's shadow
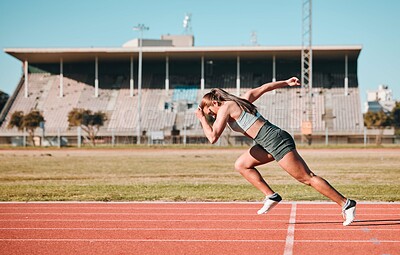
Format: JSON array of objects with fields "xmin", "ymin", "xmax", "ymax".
[
  {"xmin": 350, "ymin": 219, "xmax": 400, "ymax": 227},
  {"xmin": 293, "ymin": 219, "xmax": 400, "ymax": 227}
]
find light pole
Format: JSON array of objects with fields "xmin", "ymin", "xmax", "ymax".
[{"xmin": 133, "ymin": 24, "xmax": 149, "ymax": 144}]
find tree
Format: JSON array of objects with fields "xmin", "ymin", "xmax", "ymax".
[
  {"xmin": 364, "ymin": 110, "xmax": 392, "ymax": 145},
  {"xmin": 7, "ymin": 110, "xmax": 44, "ymax": 146},
  {"xmin": 67, "ymin": 108, "xmax": 107, "ymax": 146},
  {"xmin": 8, "ymin": 111, "xmax": 24, "ymax": 130},
  {"xmin": 391, "ymin": 102, "xmax": 400, "ymax": 135}
]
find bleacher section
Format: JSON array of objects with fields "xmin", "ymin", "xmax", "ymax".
[
  {"xmin": 107, "ymin": 79, "xmax": 137, "ymax": 132},
  {"xmin": 0, "ymin": 74, "xmax": 56, "ymax": 135},
  {"xmin": 229, "ymin": 87, "xmax": 362, "ymax": 133},
  {"xmin": 0, "ymin": 73, "xmax": 364, "ymax": 140},
  {"xmin": 330, "ymin": 88, "xmax": 364, "ymax": 132},
  {"xmin": 140, "ymin": 89, "xmax": 175, "ymax": 132},
  {"xmin": 41, "ymin": 75, "xmax": 85, "ymax": 133}
]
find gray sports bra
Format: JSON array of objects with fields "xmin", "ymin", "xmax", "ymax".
[{"xmin": 228, "ymin": 110, "xmax": 263, "ymax": 132}]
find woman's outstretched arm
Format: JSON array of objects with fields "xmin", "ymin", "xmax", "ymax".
[{"xmin": 243, "ymin": 77, "xmax": 301, "ymax": 103}]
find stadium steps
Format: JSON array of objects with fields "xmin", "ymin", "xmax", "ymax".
[
  {"xmin": 36, "ymin": 75, "xmax": 55, "ymax": 110},
  {"xmin": 106, "ymin": 90, "xmax": 120, "ymax": 111},
  {"xmin": 174, "ymin": 112, "xmax": 185, "ymax": 130},
  {"xmin": 323, "ymin": 89, "xmax": 335, "ymax": 130}
]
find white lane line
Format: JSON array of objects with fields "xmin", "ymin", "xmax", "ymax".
[
  {"xmin": 297, "ymin": 240, "xmax": 400, "ymax": 243},
  {"xmin": 0, "ymin": 212, "xmax": 285, "ymax": 215},
  {"xmin": 283, "ymin": 202, "xmax": 297, "ymax": 255},
  {"xmin": 0, "ymin": 227, "xmax": 288, "ymax": 231},
  {"xmin": 1, "ymin": 227, "xmax": 398, "ymax": 231},
  {"xmin": 1, "ymin": 212, "xmax": 398, "ymax": 216},
  {"xmin": 0, "ymin": 227, "xmax": 399, "ymax": 232},
  {"xmin": 370, "ymin": 238, "xmax": 381, "ymax": 245},
  {"xmin": 0, "ymin": 238, "xmax": 285, "ymax": 242},
  {"xmin": 0, "ymin": 239, "xmax": 398, "ymax": 243},
  {"xmin": 0, "ymin": 219, "xmax": 287, "ymax": 222},
  {"xmin": 0, "ymin": 207, "xmax": 270, "ymax": 210}
]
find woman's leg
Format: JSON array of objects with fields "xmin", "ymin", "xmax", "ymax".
[
  {"xmin": 235, "ymin": 145, "xmax": 284, "ymax": 214},
  {"xmin": 234, "ymin": 145, "xmax": 275, "ymax": 196},
  {"xmin": 278, "ymin": 149, "xmax": 347, "ymax": 207}
]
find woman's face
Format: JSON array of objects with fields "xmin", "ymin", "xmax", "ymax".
[{"xmin": 203, "ymin": 101, "xmax": 220, "ymax": 118}]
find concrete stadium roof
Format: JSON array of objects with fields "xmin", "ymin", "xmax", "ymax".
[{"xmin": 4, "ymin": 45, "xmax": 362, "ymax": 63}]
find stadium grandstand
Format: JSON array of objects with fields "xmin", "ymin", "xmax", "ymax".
[{"xmin": 0, "ymin": 35, "xmax": 365, "ymax": 146}]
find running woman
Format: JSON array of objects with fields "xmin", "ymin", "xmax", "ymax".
[{"xmin": 195, "ymin": 77, "xmax": 357, "ymax": 226}]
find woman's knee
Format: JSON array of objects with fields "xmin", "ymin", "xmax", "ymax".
[
  {"xmin": 234, "ymin": 159, "xmax": 243, "ymax": 172},
  {"xmin": 234, "ymin": 158, "xmax": 249, "ymax": 173},
  {"xmin": 296, "ymin": 172, "xmax": 317, "ymax": 186}
]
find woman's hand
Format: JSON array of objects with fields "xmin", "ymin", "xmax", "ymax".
[
  {"xmin": 286, "ymin": 77, "xmax": 301, "ymax": 87},
  {"xmin": 195, "ymin": 105, "xmax": 205, "ymax": 120}
]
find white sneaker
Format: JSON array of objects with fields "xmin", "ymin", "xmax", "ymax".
[
  {"xmin": 257, "ymin": 193, "xmax": 282, "ymax": 215},
  {"xmin": 342, "ymin": 199, "xmax": 357, "ymax": 226}
]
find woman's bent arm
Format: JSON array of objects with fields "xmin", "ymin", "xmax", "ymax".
[{"xmin": 196, "ymin": 106, "xmax": 229, "ymax": 144}]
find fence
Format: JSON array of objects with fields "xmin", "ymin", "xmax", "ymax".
[{"xmin": 2, "ymin": 126, "xmax": 398, "ymax": 147}]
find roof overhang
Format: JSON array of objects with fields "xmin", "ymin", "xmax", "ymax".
[{"xmin": 4, "ymin": 45, "xmax": 362, "ymax": 63}]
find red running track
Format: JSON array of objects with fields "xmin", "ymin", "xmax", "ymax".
[{"xmin": 0, "ymin": 202, "xmax": 399, "ymax": 255}]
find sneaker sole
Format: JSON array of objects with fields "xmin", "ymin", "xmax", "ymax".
[{"xmin": 257, "ymin": 200, "xmax": 279, "ymax": 215}]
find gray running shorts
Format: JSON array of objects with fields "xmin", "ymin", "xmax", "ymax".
[{"xmin": 253, "ymin": 121, "xmax": 296, "ymax": 161}]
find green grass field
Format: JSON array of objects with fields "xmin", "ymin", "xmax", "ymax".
[{"xmin": 1, "ymin": 147, "xmax": 399, "ymax": 202}]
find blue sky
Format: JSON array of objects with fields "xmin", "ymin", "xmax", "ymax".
[{"xmin": 1, "ymin": 0, "xmax": 399, "ymax": 109}]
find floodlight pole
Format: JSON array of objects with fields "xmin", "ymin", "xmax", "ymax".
[
  {"xmin": 301, "ymin": 0, "xmax": 313, "ymax": 145},
  {"xmin": 133, "ymin": 24, "xmax": 149, "ymax": 144}
]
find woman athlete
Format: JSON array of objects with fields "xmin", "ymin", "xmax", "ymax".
[{"xmin": 195, "ymin": 77, "xmax": 356, "ymax": 226}]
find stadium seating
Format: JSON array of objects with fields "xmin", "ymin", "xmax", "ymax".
[
  {"xmin": 0, "ymin": 72, "xmax": 364, "ymax": 140},
  {"xmin": 330, "ymin": 88, "xmax": 363, "ymax": 132},
  {"xmin": 1, "ymin": 73, "xmax": 56, "ymax": 134},
  {"xmin": 42, "ymin": 75, "xmax": 85, "ymax": 133}
]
